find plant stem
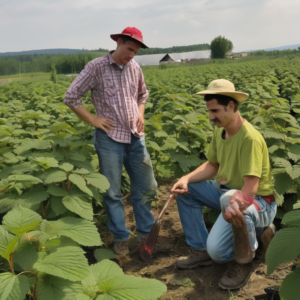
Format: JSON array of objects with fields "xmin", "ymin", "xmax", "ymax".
[
  {"xmin": 9, "ymin": 253, "xmax": 15, "ymax": 275},
  {"xmin": 41, "ymin": 202, "xmax": 47, "ymax": 220}
]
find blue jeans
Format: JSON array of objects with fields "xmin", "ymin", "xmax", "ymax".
[
  {"xmin": 176, "ymin": 181, "xmax": 277, "ymax": 263},
  {"xmin": 94, "ymin": 129, "xmax": 157, "ymax": 242}
]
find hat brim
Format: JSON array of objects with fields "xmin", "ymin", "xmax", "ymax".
[
  {"xmin": 110, "ymin": 34, "xmax": 148, "ymax": 49},
  {"xmin": 196, "ymin": 90, "xmax": 249, "ymax": 102}
]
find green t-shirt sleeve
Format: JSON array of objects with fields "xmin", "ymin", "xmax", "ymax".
[
  {"xmin": 206, "ymin": 130, "xmax": 218, "ymax": 163},
  {"xmin": 241, "ymin": 139, "xmax": 263, "ymax": 178}
]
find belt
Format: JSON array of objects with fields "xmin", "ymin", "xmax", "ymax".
[{"xmin": 261, "ymin": 195, "xmax": 275, "ymax": 205}]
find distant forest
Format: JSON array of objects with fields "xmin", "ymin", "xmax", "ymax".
[{"xmin": 137, "ymin": 44, "xmax": 211, "ymax": 55}]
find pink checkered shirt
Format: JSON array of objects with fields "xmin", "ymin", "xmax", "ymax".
[{"xmin": 63, "ymin": 51, "xmax": 149, "ymax": 144}]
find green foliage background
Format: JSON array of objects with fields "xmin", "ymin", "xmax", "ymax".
[{"xmin": 1, "ymin": 54, "xmax": 300, "ymax": 299}]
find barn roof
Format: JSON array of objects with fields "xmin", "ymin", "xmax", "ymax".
[{"xmin": 133, "ymin": 50, "xmax": 211, "ymax": 66}]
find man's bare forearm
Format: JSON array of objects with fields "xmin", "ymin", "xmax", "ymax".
[
  {"xmin": 138, "ymin": 103, "xmax": 145, "ymax": 116},
  {"xmin": 70, "ymin": 107, "xmax": 95, "ymax": 125},
  {"xmin": 185, "ymin": 161, "xmax": 219, "ymax": 183}
]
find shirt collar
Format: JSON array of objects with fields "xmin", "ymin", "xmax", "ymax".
[{"xmin": 108, "ymin": 50, "xmax": 132, "ymax": 68}]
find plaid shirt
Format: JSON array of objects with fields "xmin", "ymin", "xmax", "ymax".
[{"xmin": 63, "ymin": 51, "xmax": 149, "ymax": 143}]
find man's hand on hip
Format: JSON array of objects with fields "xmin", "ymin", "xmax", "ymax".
[
  {"xmin": 136, "ymin": 113, "xmax": 144, "ymax": 133},
  {"xmin": 91, "ymin": 117, "xmax": 114, "ymax": 132}
]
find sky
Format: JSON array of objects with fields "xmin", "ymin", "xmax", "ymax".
[{"xmin": 0, "ymin": 0, "xmax": 299, "ymax": 53}]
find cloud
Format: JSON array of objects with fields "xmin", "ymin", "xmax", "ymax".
[{"xmin": 0, "ymin": 0, "xmax": 299, "ymax": 52}]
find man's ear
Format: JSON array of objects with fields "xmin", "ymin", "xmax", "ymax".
[
  {"xmin": 229, "ymin": 101, "xmax": 235, "ymax": 111},
  {"xmin": 116, "ymin": 38, "xmax": 123, "ymax": 48}
]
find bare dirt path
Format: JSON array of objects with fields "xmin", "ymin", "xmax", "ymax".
[{"xmin": 100, "ymin": 180, "xmax": 294, "ymax": 300}]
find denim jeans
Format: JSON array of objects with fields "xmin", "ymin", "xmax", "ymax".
[
  {"xmin": 94, "ymin": 129, "xmax": 157, "ymax": 242},
  {"xmin": 176, "ymin": 181, "xmax": 277, "ymax": 263}
]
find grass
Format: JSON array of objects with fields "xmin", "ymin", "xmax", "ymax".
[{"xmin": 0, "ymin": 72, "xmax": 50, "ymax": 79}]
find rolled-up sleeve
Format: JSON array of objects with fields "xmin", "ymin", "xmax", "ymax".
[
  {"xmin": 137, "ymin": 68, "xmax": 149, "ymax": 104},
  {"xmin": 63, "ymin": 60, "xmax": 97, "ymax": 108}
]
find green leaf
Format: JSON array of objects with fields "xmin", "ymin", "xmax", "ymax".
[
  {"xmin": 33, "ymin": 157, "xmax": 59, "ymax": 169},
  {"xmin": 0, "ymin": 273, "xmax": 30, "ymax": 300},
  {"xmin": 97, "ymin": 275, "xmax": 167, "ymax": 300},
  {"xmin": 82, "ymin": 260, "xmax": 123, "ymax": 288},
  {"xmin": 7, "ymin": 174, "xmax": 42, "ymax": 184},
  {"xmin": 14, "ymin": 242, "xmax": 39, "ymax": 271},
  {"xmin": 14, "ymin": 139, "xmax": 52, "ymax": 154},
  {"xmin": 266, "ymin": 228, "xmax": 300, "ymax": 274},
  {"xmin": 282, "ymin": 211, "xmax": 300, "ymax": 228},
  {"xmin": 84, "ymin": 173, "xmax": 110, "ymax": 193},
  {"xmin": 69, "ymin": 153, "xmax": 86, "ymax": 161},
  {"xmin": 36, "ymin": 274, "xmax": 87, "ymax": 300},
  {"xmin": 3, "ymin": 207, "xmax": 42, "ymax": 236},
  {"xmin": 59, "ymin": 163, "xmax": 74, "ymax": 173},
  {"xmin": 33, "ymin": 246, "xmax": 89, "ymax": 281},
  {"xmin": 0, "ymin": 162, "xmax": 36, "ymax": 179},
  {"xmin": 62, "ymin": 195, "xmax": 93, "ymax": 220},
  {"xmin": 73, "ymin": 168, "xmax": 90, "ymax": 175},
  {"xmin": 39, "ymin": 217, "xmax": 102, "ymax": 246},
  {"xmin": 0, "ymin": 226, "xmax": 16, "ymax": 259},
  {"xmin": 272, "ymin": 168, "xmax": 293, "ymax": 195},
  {"xmin": 94, "ymin": 249, "xmax": 116, "ymax": 261},
  {"xmin": 47, "ymin": 185, "xmax": 69, "ymax": 197},
  {"xmin": 147, "ymin": 141, "xmax": 161, "ymax": 151},
  {"xmin": 274, "ymin": 190, "xmax": 284, "ymax": 206},
  {"xmin": 50, "ymin": 196, "xmax": 67, "ymax": 216},
  {"xmin": 69, "ymin": 174, "xmax": 93, "ymax": 197},
  {"xmin": 44, "ymin": 169, "xmax": 67, "ymax": 184},
  {"xmin": 21, "ymin": 184, "xmax": 49, "ymax": 205},
  {"xmin": 154, "ymin": 130, "xmax": 168, "ymax": 138},
  {"xmin": 294, "ymin": 201, "xmax": 300, "ymax": 209},
  {"xmin": 280, "ymin": 267, "xmax": 300, "ymax": 300}
]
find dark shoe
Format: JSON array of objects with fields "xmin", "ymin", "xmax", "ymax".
[
  {"xmin": 114, "ymin": 241, "xmax": 129, "ymax": 255},
  {"xmin": 219, "ymin": 261, "xmax": 253, "ymax": 290},
  {"xmin": 174, "ymin": 248, "xmax": 213, "ymax": 270}
]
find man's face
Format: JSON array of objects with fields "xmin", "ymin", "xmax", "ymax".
[
  {"xmin": 206, "ymin": 99, "xmax": 234, "ymax": 128},
  {"xmin": 116, "ymin": 39, "xmax": 141, "ymax": 65}
]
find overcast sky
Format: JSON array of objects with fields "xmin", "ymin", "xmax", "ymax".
[{"xmin": 0, "ymin": 0, "xmax": 299, "ymax": 53}]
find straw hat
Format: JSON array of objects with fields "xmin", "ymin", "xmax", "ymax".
[{"xmin": 196, "ymin": 79, "xmax": 249, "ymax": 102}]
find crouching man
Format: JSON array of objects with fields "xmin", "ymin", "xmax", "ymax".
[{"xmin": 171, "ymin": 79, "xmax": 277, "ymax": 289}]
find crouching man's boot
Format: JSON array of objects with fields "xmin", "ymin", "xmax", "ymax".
[{"xmin": 219, "ymin": 222, "xmax": 254, "ymax": 290}]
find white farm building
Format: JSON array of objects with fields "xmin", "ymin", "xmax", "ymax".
[{"xmin": 133, "ymin": 50, "xmax": 211, "ymax": 66}]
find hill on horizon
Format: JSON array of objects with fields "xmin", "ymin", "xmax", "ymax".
[{"xmin": 243, "ymin": 43, "xmax": 300, "ymax": 52}]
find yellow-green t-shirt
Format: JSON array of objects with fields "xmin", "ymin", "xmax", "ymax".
[{"xmin": 206, "ymin": 120, "xmax": 273, "ymax": 196}]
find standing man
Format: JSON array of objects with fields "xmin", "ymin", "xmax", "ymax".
[
  {"xmin": 63, "ymin": 27, "xmax": 157, "ymax": 256},
  {"xmin": 171, "ymin": 79, "xmax": 277, "ymax": 290}
]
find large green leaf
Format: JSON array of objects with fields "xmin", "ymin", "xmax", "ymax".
[
  {"xmin": 33, "ymin": 157, "xmax": 59, "ymax": 169},
  {"xmin": 3, "ymin": 207, "xmax": 42, "ymax": 236},
  {"xmin": 59, "ymin": 163, "xmax": 74, "ymax": 173},
  {"xmin": 280, "ymin": 267, "xmax": 300, "ymax": 300},
  {"xmin": 7, "ymin": 174, "xmax": 42, "ymax": 184},
  {"xmin": 44, "ymin": 169, "xmax": 67, "ymax": 184},
  {"xmin": 33, "ymin": 246, "xmax": 89, "ymax": 281},
  {"xmin": 62, "ymin": 195, "xmax": 93, "ymax": 220},
  {"xmin": 21, "ymin": 184, "xmax": 49, "ymax": 205},
  {"xmin": 47, "ymin": 185, "xmax": 69, "ymax": 197},
  {"xmin": 36, "ymin": 274, "xmax": 88, "ymax": 300},
  {"xmin": 282, "ymin": 211, "xmax": 300, "ymax": 228},
  {"xmin": 14, "ymin": 139, "xmax": 52, "ymax": 154},
  {"xmin": 84, "ymin": 173, "xmax": 110, "ymax": 192},
  {"xmin": 97, "ymin": 275, "xmax": 167, "ymax": 300},
  {"xmin": 69, "ymin": 174, "xmax": 93, "ymax": 197},
  {"xmin": 266, "ymin": 228, "xmax": 300, "ymax": 274},
  {"xmin": 13, "ymin": 242, "xmax": 39, "ymax": 271},
  {"xmin": 0, "ymin": 162, "xmax": 36, "ymax": 179},
  {"xmin": 0, "ymin": 226, "xmax": 16, "ymax": 259},
  {"xmin": 272, "ymin": 168, "xmax": 294, "ymax": 195},
  {"xmin": 0, "ymin": 273, "xmax": 30, "ymax": 300},
  {"xmin": 50, "ymin": 196, "xmax": 67, "ymax": 215},
  {"xmin": 82, "ymin": 260, "xmax": 123, "ymax": 289},
  {"xmin": 39, "ymin": 217, "xmax": 102, "ymax": 246}
]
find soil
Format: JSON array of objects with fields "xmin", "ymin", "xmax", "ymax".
[{"xmin": 94, "ymin": 180, "xmax": 297, "ymax": 300}]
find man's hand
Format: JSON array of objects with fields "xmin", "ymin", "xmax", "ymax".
[
  {"xmin": 171, "ymin": 176, "xmax": 189, "ymax": 194},
  {"xmin": 91, "ymin": 117, "xmax": 114, "ymax": 132},
  {"xmin": 224, "ymin": 197, "xmax": 248, "ymax": 228},
  {"xmin": 136, "ymin": 113, "xmax": 144, "ymax": 133}
]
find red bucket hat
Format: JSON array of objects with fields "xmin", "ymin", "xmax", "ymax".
[{"xmin": 110, "ymin": 27, "xmax": 148, "ymax": 49}]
